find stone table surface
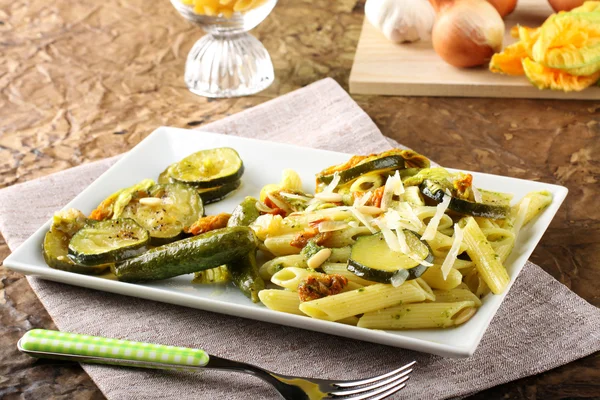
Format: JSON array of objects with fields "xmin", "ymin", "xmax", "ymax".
[{"xmin": 1, "ymin": 0, "xmax": 599, "ymax": 398}]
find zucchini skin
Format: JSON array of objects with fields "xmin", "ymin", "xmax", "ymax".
[
  {"xmin": 113, "ymin": 227, "xmax": 257, "ymax": 282},
  {"xmin": 198, "ymin": 180, "xmax": 241, "ymax": 205},
  {"xmin": 318, "ymin": 155, "xmax": 406, "ymax": 186},
  {"xmin": 43, "ymin": 229, "xmax": 110, "ymax": 275},
  {"xmin": 421, "ymin": 183, "xmax": 509, "ymax": 219},
  {"xmin": 228, "ymin": 196, "xmax": 260, "ymax": 227},
  {"xmin": 226, "ymin": 197, "xmax": 265, "ymax": 302},
  {"xmin": 228, "ymin": 253, "xmax": 265, "ymax": 303}
]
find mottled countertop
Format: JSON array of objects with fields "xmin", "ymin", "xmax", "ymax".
[{"xmin": 1, "ymin": 0, "xmax": 598, "ymax": 398}]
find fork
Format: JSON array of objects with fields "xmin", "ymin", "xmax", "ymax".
[{"xmin": 18, "ymin": 329, "xmax": 415, "ymax": 400}]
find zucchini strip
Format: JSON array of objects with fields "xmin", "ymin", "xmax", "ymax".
[{"xmin": 113, "ymin": 227, "xmax": 257, "ymax": 283}]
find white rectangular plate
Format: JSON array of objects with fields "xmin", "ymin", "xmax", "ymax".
[{"xmin": 4, "ymin": 127, "xmax": 568, "ymax": 358}]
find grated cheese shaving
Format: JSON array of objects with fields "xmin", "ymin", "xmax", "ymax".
[
  {"xmin": 440, "ymin": 224, "xmax": 464, "ymax": 280},
  {"xmin": 381, "ymin": 171, "xmax": 405, "ymax": 212},
  {"xmin": 267, "ymin": 193, "xmax": 292, "ymax": 213},
  {"xmin": 349, "ymin": 207, "xmax": 377, "ymax": 234},
  {"xmin": 512, "ymin": 197, "xmax": 531, "ymax": 238},
  {"xmin": 421, "ymin": 194, "xmax": 451, "ymax": 241},
  {"xmin": 395, "ymin": 228, "xmax": 410, "ymax": 254},
  {"xmin": 396, "ymin": 202, "xmax": 424, "ymax": 231},
  {"xmin": 314, "ymin": 192, "xmax": 344, "ymax": 203},
  {"xmin": 354, "ymin": 191, "xmax": 372, "ymax": 207},
  {"xmin": 255, "ymin": 201, "xmax": 275, "ymax": 213},
  {"xmin": 322, "ymin": 172, "xmax": 341, "ymax": 193},
  {"xmin": 393, "ymin": 171, "xmax": 405, "ymax": 196},
  {"xmin": 471, "ymin": 185, "xmax": 482, "ymax": 203},
  {"xmin": 390, "ymin": 269, "xmax": 409, "ymax": 287},
  {"xmin": 318, "ymin": 220, "xmax": 349, "ymax": 233},
  {"xmin": 408, "ymin": 253, "xmax": 433, "ymax": 267},
  {"xmin": 380, "ymin": 175, "xmax": 395, "ymax": 211},
  {"xmin": 374, "ymin": 219, "xmax": 402, "ymax": 252}
]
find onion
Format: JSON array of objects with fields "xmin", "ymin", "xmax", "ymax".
[
  {"xmin": 487, "ymin": 0, "xmax": 517, "ymax": 17},
  {"xmin": 430, "ymin": 0, "xmax": 505, "ymax": 68},
  {"xmin": 547, "ymin": 0, "xmax": 585, "ymax": 12}
]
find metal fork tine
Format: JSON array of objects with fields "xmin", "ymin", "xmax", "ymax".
[
  {"xmin": 340, "ymin": 376, "xmax": 409, "ymax": 400},
  {"xmin": 362, "ymin": 382, "xmax": 408, "ymax": 400},
  {"xmin": 329, "ymin": 369, "xmax": 413, "ymax": 396},
  {"xmin": 334, "ymin": 361, "xmax": 416, "ymax": 388}
]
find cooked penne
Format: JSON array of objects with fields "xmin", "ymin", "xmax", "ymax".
[
  {"xmin": 271, "ymin": 267, "xmax": 316, "ymax": 291},
  {"xmin": 299, "ymin": 282, "xmax": 428, "ymax": 321},
  {"xmin": 432, "ymin": 288, "xmax": 483, "ymax": 307},
  {"xmin": 357, "ymin": 301, "xmax": 477, "ymax": 329},
  {"xmin": 258, "ymin": 290, "xmax": 304, "ymax": 316},
  {"xmin": 464, "ymin": 268, "xmax": 491, "ymax": 298},
  {"xmin": 247, "ymin": 150, "xmax": 554, "ymax": 331},
  {"xmin": 421, "ymin": 265, "xmax": 463, "ymax": 290},
  {"xmin": 433, "ymin": 257, "xmax": 474, "ymax": 270},
  {"xmin": 338, "ymin": 316, "xmax": 359, "ymax": 326},
  {"xmin": 460, "ymin": 217, "xmax": 510, "ymax": 294},
  {"xmin": 259, "ymin": 254, "xmax": 306, "ymax": 280},
  {"xmin": 271, "ymin": 267, "xmax": 362, "ymax": 292},
  {"xmin": 412, "ymin": 278, "xmax": 435, "ymax": 301},
  {"xmin": 264, "ymin": 234, "xmax": 301, "ymax": 256}
]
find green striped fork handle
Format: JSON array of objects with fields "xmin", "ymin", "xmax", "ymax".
[{"xmin": 18, "ymin": 329, "xmax": 209, "ymax": 370}]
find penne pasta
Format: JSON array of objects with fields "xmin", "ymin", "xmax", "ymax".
[
  {"xmin": 248, "ymin": 150, "xmax": 554, "ymax": 331},
  {"xmin": 421, "ymin": 265, "xmax": 463, "ymax": 291},
  {"xmin": 432, "ymin": 288, "xmax": 483, "ymax": 307},
  {"xmin": 258, "ymin": 290, "xmax": 305, "ymax": 316},
  {"xmin": 259, "ymin": 254, "xmax": 306, "ymax": 280},
  {"xmin": 264, "ymin": 234, "xmax": 301, "ymax": 256},
  {"xmin": 357, "ymin": 301, "xmax": 477, "ymax": 329},
  {"xmin": 271, "ymin": 267, "xmax": 362, "ymax": 292},
  {"xmin": 299, "ymin": 282, "xmax": 428, "ymax": 321},
  {"xmin": 460, "ymin": 217, "xmax": 510, "ymax": 295}
]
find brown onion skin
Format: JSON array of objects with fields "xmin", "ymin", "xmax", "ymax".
[
  {"xmin": 487, "ymin": 0, "xmax": 517, "ymax": 17},
  {"xmin": 547, "ymin": 0, "xmax": 585, "ymax": 12},
  {"xmin": 431, "ymin": 8, "xmax": 498, "ymax": 67}
]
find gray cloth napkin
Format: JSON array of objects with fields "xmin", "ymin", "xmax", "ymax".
[{"xmin": 1, "ymin": 78, "xmax": 599, "ymax": 400}]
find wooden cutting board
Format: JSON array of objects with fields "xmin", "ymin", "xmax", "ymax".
[{"xmin": 349, "ymin": 0, "xmax": 600, "ymax": 100}]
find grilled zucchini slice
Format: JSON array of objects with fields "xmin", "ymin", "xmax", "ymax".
[
  {"xmin": 120, "ymin": 183, "xmax": 204, "ymax": 244},
  {"xmin": 421, "ymin": 181, "xmax": 509, "ymax": 219},
  {"xmin": 68, "ymin": 219, "xmax": 149, "ymax": 265},
  {"xmin": 43, "ymin": 229, "xmax": 110, "ymax": 274},
  {"xmin": 347, "ymin": 231, "xmax": 433, "ymax": 283},
  {"xmin": 168, "ymin": 148, "xmax": 244, "ymax": 188},
  {"xmin": 317, "ymin": 150, "xmax": 430, "ymax": 186}
]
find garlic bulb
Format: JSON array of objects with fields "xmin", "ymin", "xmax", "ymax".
[{"xmin": 365, "ymin": 0, "xmax": 436, "ymax": 43}]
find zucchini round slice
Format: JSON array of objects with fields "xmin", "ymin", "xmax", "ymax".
[
  {"xmin": 318, "ymin": 155, "xmax": 406, "ymax": 186},
  {"xmin": 68, "ymin": 219, "xmax": 150, "ymax": 266},
  {"xmin": 420, "ymin": 182, "xmax": 509, "ymax": 219},
  {"xmin": 120, "ymin": 183, "xmax": 204, "ymax": 244},
  {"xmin": 43, "ymin": 229, "xmax": 110, "ymax": 274},
  {"xmin": 347, "ymin": 231, "xmax": 433, "ymax": 283},
  {"xmin": 198, "ymin": 179, "xmax": 241, "ymax": 205},
  {"xmin": 168, "ymin": 148, "xmax": 244, "ymax": 188}
]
